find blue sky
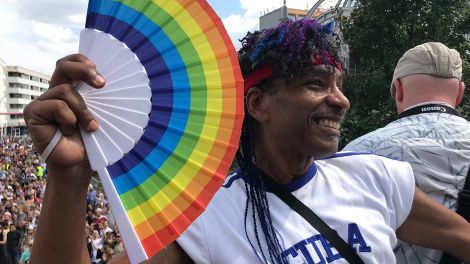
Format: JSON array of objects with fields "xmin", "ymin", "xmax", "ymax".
[
  {"xmin": 0, "ymin": 0, "xmax": 326, "ymax": 75},
  {"xmin": 208, "ymin": 0, "xmax": 242, "ymax": 18}
]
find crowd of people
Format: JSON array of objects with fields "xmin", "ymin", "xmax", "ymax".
[
  {"xmin": 85, "ymin": 185, "xmax": 124, "ymax": 263},
  {"xmin": 0, "ymin": 136, "xmax": 44, "ymax": 264},
  {"xmin": 0, "ymin": 135, "xmax": 122, "ymax": 264}
]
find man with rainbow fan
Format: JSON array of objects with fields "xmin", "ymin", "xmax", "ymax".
[{"xmin": 24, "ymin": 18, "xmax": 470, "ymax": 264}]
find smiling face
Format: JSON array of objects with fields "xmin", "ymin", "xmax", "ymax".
[{"xmin": 256, "ymin": 65, "xmax": 349, "ymax": 159}]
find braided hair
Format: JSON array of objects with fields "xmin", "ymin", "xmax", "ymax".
[{"xmin": 235, "ymin": 18, "xmax": 346, "ymax": 264}]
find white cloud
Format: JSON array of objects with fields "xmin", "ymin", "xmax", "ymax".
[
  {"xmin": 0, "ymin": 0, "xmax": 86, "ymax": 75},
  {"xmin": 15, "ymin": 0, "xmax": 87, "ymax": 28},
  {"xmin": 33, "ymin": 22, "xmax": 79, "ymax": 58}
]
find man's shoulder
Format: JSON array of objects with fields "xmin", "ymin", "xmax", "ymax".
[
  {"xmin": 344, "ymin": 113, "xmax": 470, "ymax": 152},
  {"xmin": 343, "ymin": 121, "xmax": 404, "ymax": 152},
  {"xmin": 318, "ymin": 151, "xmax": 409, "ymax": 174},
  {"xmin": 321, "ymin": 151, "xmax": 401, "ymax": 161}
]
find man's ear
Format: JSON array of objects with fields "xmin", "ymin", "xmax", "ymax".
[
  {"xmin": 392, "ymin": 79, "xmax": 403, "ymax": 103},
  {"xmin": 455, "ymin": 81, "xmax": 465, "ymax": 107},
  {"xmin": 246, "ymin": 87, "xmax": 268, "ymax": 123}
]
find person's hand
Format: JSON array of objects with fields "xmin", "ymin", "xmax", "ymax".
[{"xmin": 23, "ymin": 54, "xmax": 105, "ymax": 183}]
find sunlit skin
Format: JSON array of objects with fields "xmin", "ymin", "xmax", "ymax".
[{"xmin": 248, "ymin": 64, "xmax": 349, "ymax": 184}]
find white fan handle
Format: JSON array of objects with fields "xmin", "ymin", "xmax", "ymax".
[{"xmin": 40, "ymin": 129, "xmax": 63, "ymax": 161}]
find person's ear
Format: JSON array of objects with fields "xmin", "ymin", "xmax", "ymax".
[
  {"xmin": 246, "ymin": 87, "xmax": 268, "ymax": 123},
  {"xmin": 455, "ymin": 81, "xmax": 465, "ymax": 107},
  {"xmin": 392, "ymin": 79, "xmax": 403, "ymax": 103}
]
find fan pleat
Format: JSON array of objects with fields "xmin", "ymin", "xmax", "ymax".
[
  {"xmin": 78, "ymin": 29, "xmax": 96, "ymax": 59},
  {"xmin": 86, "ymin": 105, "xmax": 135, "ymax": 153},
  {"xmin": 90, "ymin": 123, "xmax": 124, "ymax": 164},
  {"xmin": 107, "ymin": 109, "xmax": 186, "ymax": 177},
  {"xmin": 83, "ymin": 84, "xmax": 151, "ymax": 98},
  {"xmin": 118, "ymin": 138, "xmax": 219, "ymax": 209},
  {"xmin": 85, "ymin": 97, "xmax": 150, "ymax": 114},
  {"xmin": 145, "ymin": 120, "xmax": 240, "ymax": 150},
  {"xmin": 105, "ymin": 70, "xmax": 149, "ymax": 88},
  {"xmin": 131, "ymin": 168, "xmax": 221, "ymax": 236},
  {"xmin": 101, "ymin": 54, "xmax": 144, "ymax": 82},
  {"xmin": 87, "ymin": 100, "xmax": 149, "ymax": 129},
  {"xmin": 81, "ymin": 131, "xmax": 108, "ymax": 170},
  {"xmin": 88, "ymin": 101, "xmax": 144, "ymax": 141}
]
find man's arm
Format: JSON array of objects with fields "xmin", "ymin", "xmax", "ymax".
[
  {"xmin": 109, "ymin": 242, "xmax": 192, "ymax": 264},
  {"xmin": 27, "ymin": 54, "xmax": 105, "ymax": 264},
  {"xmin": 397, "ymin": 187, "xmax": 470, "ymax": 263}
]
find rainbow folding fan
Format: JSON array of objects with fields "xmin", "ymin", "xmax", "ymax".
[{"xmin": 77, "ymin": 0, "xmax": 243, "ymax": 262}]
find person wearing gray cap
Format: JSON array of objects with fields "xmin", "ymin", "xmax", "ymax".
[{"xmin": 344, "ymin": 42, "xmax": 470, "ymax": 264}]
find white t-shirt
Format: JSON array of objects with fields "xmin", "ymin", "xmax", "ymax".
[{"xmin": 178, "ymin": 152, "xmax": 415, "ymax": 263}]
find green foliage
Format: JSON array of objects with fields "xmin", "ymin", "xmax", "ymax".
[
  {"xmin": 459, "ymin": 61, "xmax": 470, "ymax": 119},
  {"xmin": 340, "ymin": 69, "xmax": 396, "ymax": 147},
  {"xmin": 339, "ymin": 0, "xmax": 470, "ymax": 148}
]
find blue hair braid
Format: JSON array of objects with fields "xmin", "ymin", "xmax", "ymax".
[{"xmin": 236, "ymin": 102, "xmax": 288, "ymax": 264}]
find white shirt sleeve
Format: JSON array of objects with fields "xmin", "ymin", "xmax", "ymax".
[
  {"xmin": 380, "ymin": 159, "xmax": 415, "ymax": 230},
  {"xmin": 177, "ymin": 213, "xmax": 213, "ymax": 263}
]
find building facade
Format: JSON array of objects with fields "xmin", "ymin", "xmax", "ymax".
[
  {"xmin": 0, "ymin": 62, "xmax": 50, "ymax": 136},
  {"xmin": 259, "ymin": 7, "xmax": 308, "ymax": 30},
  {"xmin": 260, "ymin": 1, "xmax": 357, "ymax": 31}
]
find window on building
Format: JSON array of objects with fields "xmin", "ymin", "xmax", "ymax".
[
  {"xmin": 7, "ymin": 72, "xmax": 21, "ymax": 77},
  {"xmin": 9, "ymin": 104, "xmax": 25, "ymax": 109},
  {"xmin": 9, "ymin": 93, "xmax": 30, "ymax": 99},
  {"xmin": 8, "ymin": 83, "xmax": 30, "ymax": 89},
  {"xmin": 10, "ymin": 114, "xmax": 24, "ymax": 119}
]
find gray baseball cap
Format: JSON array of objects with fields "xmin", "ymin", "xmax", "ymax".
[{"xmin": 392, "ymin": 42, "xmax": 462, "ymax": 88}]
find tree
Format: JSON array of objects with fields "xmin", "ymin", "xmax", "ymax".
[{"xmin": 338, "ymin": 0, "xmax": 470, "ymax": 148}]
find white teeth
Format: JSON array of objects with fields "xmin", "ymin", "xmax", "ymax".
[{"xmin": 318, "ymin": 119, "xmax": 341, "ymax": 129}]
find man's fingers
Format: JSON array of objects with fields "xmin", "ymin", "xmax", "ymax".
[
  {"xmin": 36, "ymin": 84, "xmax": 98, "ymax": 132},
  {"xmin": 50, "ymin": 54, "xmax": 105, "ymax": 89},
  {"xmin": 24, "ymin": 99, "xmax": 77, "ymax": 152},
  {"xmin": 55, "ymin": 53, "xmax": 91, "ymax": 67}
]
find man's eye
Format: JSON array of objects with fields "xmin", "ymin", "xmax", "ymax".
[{"xmin": 307, "ymin": 80, "xmax": 327, "ymax": 89}]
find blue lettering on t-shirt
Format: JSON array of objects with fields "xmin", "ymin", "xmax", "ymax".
[
  {"xmin": 306, "ymin": 236, "xmax": 326, "ymax": 264},
  {"xmin": 282, "ymin": 223, "xmax": 372, "ymax": 263},
  {"xmin": 348, "ymin": 223, "xmax": 372, "ymax": 253},
  {"xmin": 282, "ymin": 246, "xmax": 299, "ymax": 259},
  {"xmin": 317, "ymin": 234, "xmax": 342, "ymax": 262},
  {"xmin": 294, "ymin": 240, "xmax": 316, "ymax": 264}
]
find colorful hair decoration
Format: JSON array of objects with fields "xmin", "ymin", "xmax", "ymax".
[
  {"xmin": 243, "ymin": 55, "xmax": 342, "ymax": 94},
  {"xmin": 311, "ymin": 53, "xmax": 343, "ymax": 73},
  {"xmin": 239, "ymin": 18, "xmax": 345, "ymax": 93},
  {"xmin": 243, "ymin": 64, "xmax": 273, "ymax": 94}
]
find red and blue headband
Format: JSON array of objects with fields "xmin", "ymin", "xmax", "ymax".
[{"xmin": 243, "ymin": 53, "xmax": 342, "ymax": 94}]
